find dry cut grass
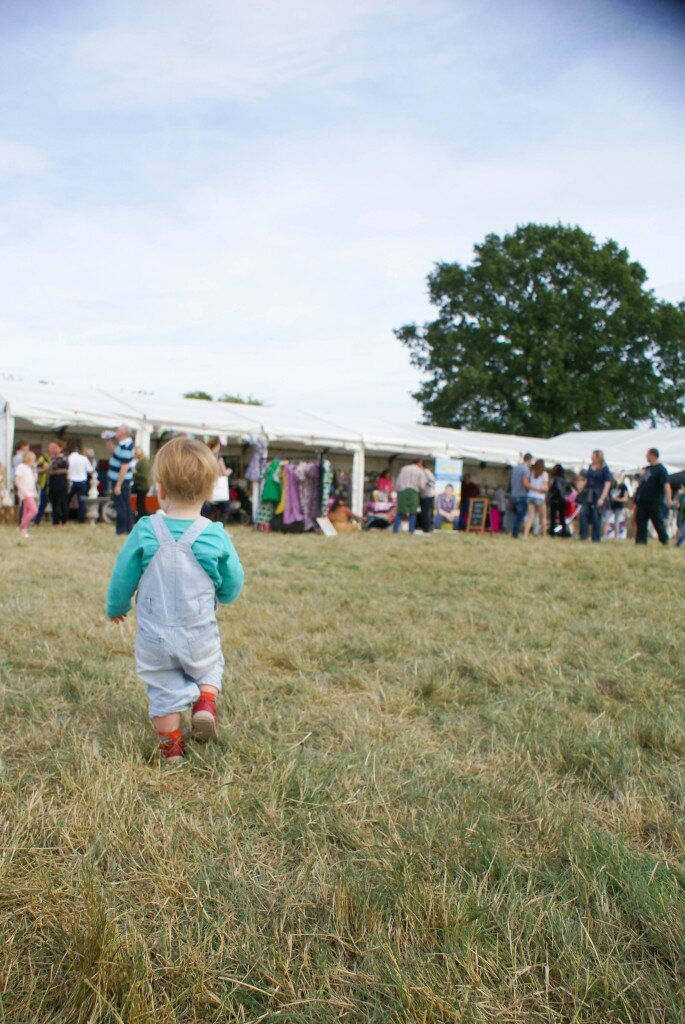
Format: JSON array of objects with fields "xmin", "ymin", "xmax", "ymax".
[{"xmin": 0, "ymin": 525, "xmax": 683, "ymax": 1023}]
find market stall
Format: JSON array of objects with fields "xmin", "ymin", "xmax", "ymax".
[{"xmin": 3, "ymin": 379, "xmax": 680, "ymax": 526}]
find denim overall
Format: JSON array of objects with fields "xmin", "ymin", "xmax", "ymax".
[{"xmin": 135, "ymin": 513, "xmax": 224, "ymax": 718}]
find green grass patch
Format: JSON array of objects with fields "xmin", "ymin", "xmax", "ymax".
[{"xmin": 0, "ymin": 526, "xmax": 683, "ymax": 1022}]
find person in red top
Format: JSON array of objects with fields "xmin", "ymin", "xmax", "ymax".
[{"xmin": 376, "ymin": 470, "xmax": 393, "ymax": 496}]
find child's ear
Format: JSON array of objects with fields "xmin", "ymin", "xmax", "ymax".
[{"xmin": 157, "ymin": 482, "xmax": 166, "ymax": 501}]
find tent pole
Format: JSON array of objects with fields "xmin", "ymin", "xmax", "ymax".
[
  {"xmin": 351, "ymin": 444, "xmax": 365, "ymax": 518},
  {"xmin": 134, "ymin": 418, "xmax": 152, "ymax": 457},
  {"xmin": 251, "ymin": 480, "xmax": 260, "ymax": 524},
  {"xmin": 1, "ymin": 401, "xmax": 14, "ymax": 507}
]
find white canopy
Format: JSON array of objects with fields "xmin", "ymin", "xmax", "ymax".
[
  {"xmin": 2, "ymin": 378, "xmax": 683, "ymax": 511},
  {"xmin": 553, "ymin": 429, "xmax": 685, "ymax": 475}
]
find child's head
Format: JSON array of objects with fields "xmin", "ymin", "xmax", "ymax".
[
  {"xmin": 22, "ymin": 451, "xmax": 37, "ymax": 466},
  {"xmin": 153, "ymin": 436, "xmax": 218, "ymax": 506}
]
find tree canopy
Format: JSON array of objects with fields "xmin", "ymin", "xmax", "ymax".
[
  {"xmin": 396, "ymin": 224, "xmax": 685, "ymax": 436},
  {"xmin": 184, "ymin": 391, "xmax": 264, "ymax": 406}
]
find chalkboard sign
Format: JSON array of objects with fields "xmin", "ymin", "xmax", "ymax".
[{"xmin": 466, "ymin": 498, "xmax": 489, "ymax": 533}]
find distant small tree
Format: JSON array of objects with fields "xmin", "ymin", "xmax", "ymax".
[
  {"xmin": 217, "ymin": 393, "xmax": 264, "ymax": 406},
  {"xmin": 183, "ymin": 391, "xmax": 264, "ymax": 406},
  {"xmin": 396, "ymin": 223, "xmax": 685, "ymax": 436},
  {"xmin": 183, "ymin": 390, "xmax": 214, "ymax": 401}
]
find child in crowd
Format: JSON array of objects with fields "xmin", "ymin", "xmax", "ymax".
[
  {"xmin": 106, "ymin": 436, "xmax": 244, "ymax": 762},
  {"xmin": 15, "ymin": 451, "xmax": 38, "ymax": 539}
]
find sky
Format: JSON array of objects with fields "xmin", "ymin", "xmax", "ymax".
[{"xmin": 0, "ymin": 0, "xmax": 684, "ymax": 421}]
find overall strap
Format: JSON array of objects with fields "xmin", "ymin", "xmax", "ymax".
[
  {"xmin": 176, "ymin": 516, "xmax": 212, "ymax": 549},
  {"xmin": 149, "ymin": 511, "xmax": 175, "ymax": 545}
]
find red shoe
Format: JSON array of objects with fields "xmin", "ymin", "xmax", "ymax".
[
  {"xmin": 191, "ymin": 693, "xmax": 218, "ymax": 742},
  {"xmin": 158, "ymin": 728, "xmax": 185, "ymax": 763}
]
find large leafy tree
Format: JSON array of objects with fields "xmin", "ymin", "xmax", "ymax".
[{"xmin": 396, "ymin": 224, "xmax": 685, "ymax": 436}]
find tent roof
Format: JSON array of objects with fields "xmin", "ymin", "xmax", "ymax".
[
  {"xmin": 3, "ymin": 379, "xmax": 683, "ymax": 470},
  {"xmin": 553, "ymin": 429, "xmax": 685, "ymax": 473},
  {"xmin": 1, "ymin": 379, "xmax": 147, "ymax": 432},
  {"xmin": 410, "ymin": 426, "xmax": 595, "ymax": 471}
]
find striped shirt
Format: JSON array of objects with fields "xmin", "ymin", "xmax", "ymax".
[{"xmin": 108, "ymin": 437, "xmax": 134, "ymax": 483}]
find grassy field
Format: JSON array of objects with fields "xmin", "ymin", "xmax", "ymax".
[{"xmin": 0, "ymin": 525, "xmax": 683, "ymax": 1024}]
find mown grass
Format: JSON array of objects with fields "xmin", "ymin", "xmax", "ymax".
[{"xmin": 0, "ymin": 526, "xmax": 683, "ymax": 1023}]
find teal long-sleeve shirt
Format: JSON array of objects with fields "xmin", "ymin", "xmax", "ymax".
[{"xmin": 106, "ymin": 516, "xmax": 244, "ymax": 618}]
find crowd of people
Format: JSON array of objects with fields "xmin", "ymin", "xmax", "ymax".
[
  {"xmin": 11, "ymin": 425, "xmax": 150, "ymax": 539},
  {"xmin": 10, "ymin": 428, "xmax": 683, "ymax": 549},
  {"xmin": 508, "ymin": 447, "xmax": 674, "ymax": 545},
  {"xmin": 13, "ymin": 436, "xmax": 100, "ymax": 536},
  {"xmin": 361, "ymin": 447, "xmax": 680, "ymax": 546},
  {"xmin": 10, "ymin": 427, "xmax": 254, "ymax": 541}
]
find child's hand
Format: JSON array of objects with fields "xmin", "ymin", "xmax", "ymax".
[{"xmin": 109, "ymin": 614, "xmax": 127, "ymax": 623}]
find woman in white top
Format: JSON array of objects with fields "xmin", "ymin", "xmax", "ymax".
[
  {"xmin": 523, "ymin": 458, "xmax": 549, "ymax": 538},
  {"xmin": 205, "ymin": 437, "xmax": 231, "ymax": 524},
  {"xmin": 15, "ymin": 451, "xmax": 38, "ymax": 538}
]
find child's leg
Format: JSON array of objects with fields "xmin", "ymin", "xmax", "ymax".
[
  {"xmin": 138, "ymin": 645, "xmax": 202, "ymax": 758},
  {"xmin": 191, "ymin": 686, "xmax": 219, "ymax": 742},
  {"xmin": 19, "ymin": 497, "xmax": 37, "ymax": 531},
  {"xmin": 190, "ymin": 651, "xmax": 224, "ymax": 742},
  {"xmin": 152, "ymin": 711, "xmax": 182, "ymax": 735}
]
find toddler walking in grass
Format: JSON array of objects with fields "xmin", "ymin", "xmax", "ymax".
[{"xmin": 106, "ymin": 436, "xmax": 244, "ymax": 762}]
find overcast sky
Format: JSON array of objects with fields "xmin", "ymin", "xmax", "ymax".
[{"xmin": 0, "ymin": 0, "xmax": 683, "ymax": 421}]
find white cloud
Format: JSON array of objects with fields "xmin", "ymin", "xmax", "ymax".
[
  {"xmin": 0, "ymin": 0, "xmax": 683, "ymax": 420},
  {"xmin": 0, "ymin": 139, "xmax": 47, "ymax": 175},
  {"xmin": 66, "ymin": 0, "xmax": 458, "ymax": 107},
  {"xmin": 1, "ymin": 123, "xmax": 682, "ymax": 420}
]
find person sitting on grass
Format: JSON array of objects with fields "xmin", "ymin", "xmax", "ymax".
[
  {"xmin": 106, "ymin": 436, "xmax": 244, "ymax": 763},
  {"xmin": 328, "ymin": 497, "xmax": 363, "ymax": 533}
]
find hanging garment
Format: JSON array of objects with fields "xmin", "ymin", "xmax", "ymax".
[
  {"xmin": 245, "ymin": 436, "xmax": 268, "ymax": 482},
  {"xmin": 309, "ymin": 464, "xmax": 321, "ymax": 528},
  {"xmin": 294, "ymin": 462, "xmax": 313, "ymax": 529},
  {"xmin": 257, "ymin": 500, "xmax": 276, "ymax": 527},
  {"xmin": 261, "ymin": 460, "xmax": 282, "ymax": 504},
  {"xmin": 275, "ymin": 464, "xmax": 287, "ymax": 516},
  {"xmin": 285, "ymin": 462, "xmax": 305, "ymax": 525},
  {"xmin": 307, "ymin": 462, "xmax": 322, "ymax": 530}
]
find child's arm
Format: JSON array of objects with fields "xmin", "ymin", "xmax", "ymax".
[
  {"xmin": 106, "ymin": 526, "xmax": 146, "ymax": 619},
  {"xmin": 216, "ymin": 534, "xmax": 244, "ymax": 605}
]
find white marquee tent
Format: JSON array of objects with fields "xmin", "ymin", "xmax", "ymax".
[
  {"xmin": 552, "ymin": 428, "xmax": 685, "ymax": 477},
  {"xmin": 2, "ymin": 379, "xmax": 683, "ymax": 514}
]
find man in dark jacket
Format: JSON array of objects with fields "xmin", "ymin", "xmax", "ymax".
[{"xmin": 635, "ymin": 448, "xmax": 671, "ymax": 545}]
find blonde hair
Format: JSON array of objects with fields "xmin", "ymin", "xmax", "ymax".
[
  {"xmin": 153, "ymin": 436, "xmax": 218, "ymax": 503},
  {"xmin": 22, "ymin": 451, "xmax": 37, "ymax": 465},
  {"xmin": 592, "ymin": 449, "xmax": 605, "ymax": 467}
]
